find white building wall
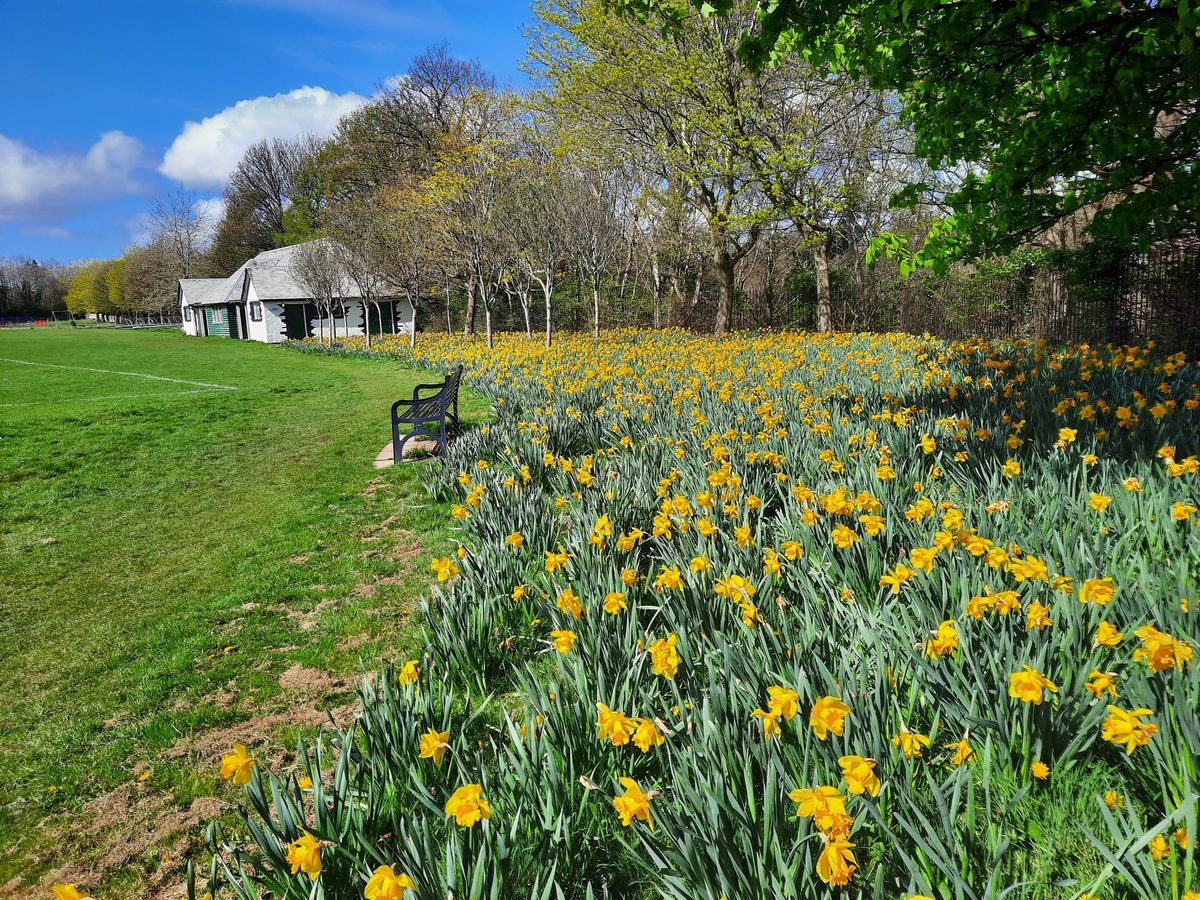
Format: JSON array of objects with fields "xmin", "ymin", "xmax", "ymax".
[
  {"xmin": 395, "ymin": 298, "xmax": 415, "ymax": 335},
  {"xmin": 262, "ymin": 303, "xmax": 285, "ymax": 343},
  {"xmin": 242, "ymin": 283, "xmax": 286, "ymax": 344},
  {"xmin": 309, "ymin": 301, "xmax": 366, "ymax": 341},
  {"xmin": 180, "ymin": 297, "xmax": 200, "ymax": 336},
  {"xmin": 243, "ymin": 282, "xmax": 267, "ymax": 342}
]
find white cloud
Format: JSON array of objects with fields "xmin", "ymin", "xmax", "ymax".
[
  {"xmin": 0, "ymin": 131, "xmax": 143, "ymax": 223},
  {"xmin": 160, "ymin": 86, "xmax": 366, "ymax": 189},
  {"xmin": 193, "ymin": 196, "xmax": 228, "ymax": 229},
  {"xmin": 23, "ymin": 225, "xmax": 75, "ymax": 240},
  {"xmin": 126, "ymin": 196, "xmax": 226, "ymax": 247}
]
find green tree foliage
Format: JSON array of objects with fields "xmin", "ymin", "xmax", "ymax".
[
  {"xmin": 105, "ymin": 256, "xmax": 126, "ymax": 309},
  {"xmin": 64, "ymin": 261, "xmax": 111, "ymax": 316},
  {"xmin": 612, "ymin": 0, "xmax": 1200, "ymax": 267},
  {"xmin": 204, "ymin": 195, "xmax": 272, "ymax": 277},
  {"xmin": 529, "ymin": 0, "xmax": 896, "ymax": 333},
  {"xmin": 274, "ymin": 156, "xmax": 326, "ymax": 246}
]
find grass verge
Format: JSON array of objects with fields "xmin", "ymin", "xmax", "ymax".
[{"xmin": 0, "ymin": 327, "xmax": 482, "ymax": 896}]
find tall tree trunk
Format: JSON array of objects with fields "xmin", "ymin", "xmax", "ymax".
[
  {"xmin": 410, "ymin": 299, "xmax": 418, "ymax": 348},
  {"xmin": 617, "ymin": 231, "xmax": 634, "ymax": 309},
  {"xmin": 713, "ymin": 247, "xmax": 735, "ymax": 336},
  {"xmin": 463, "ymin": 272, "xmax": 477, "ymax": 336},
  {"xmin": 444, "ymin": 280, "xmax": 452, "ymax": 333},
  {"xmin": 363, "ymin": 296, "xmax": 372, "ymax": 349},
  {"xmin": 592, "ymin": 275, "xmax": 601, "ymax": 339},
  {"xmin": 651, "ymin": 254, "xmax": 662, "ymax": 329},
  {"xmin": 543, "ymin": 282, "xmax": 553, "ymax": 349},
  {"xmin": 521, "ymin": 291, "xmax": 532, "ymax": 339},
  {"xmin": 485, "ymin": 300, "xmax": 494, "ymax": 349},
  {"xmin": 814, "ymin": 238, "xmax": 832, "ymax": 333}
]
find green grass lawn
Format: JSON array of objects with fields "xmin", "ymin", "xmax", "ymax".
[{"xmin": 0, "ymin": 327, "xmax": 481, "ymax": 896}]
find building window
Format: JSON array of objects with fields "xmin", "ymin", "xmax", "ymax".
[
  {"xmin": 249, "ymin": 301, "xmax": 262, "ymax": 322},
  {"xmin": 211, "ymin": 307, "xmax": 224, "ymax": 324},
  {"xmin": 183, "ymin": 307, "xmax": 192, "ymax": 322},
  {"xmin": 332, "ymin": 301, "xmax": 346, "ymax": 320}
]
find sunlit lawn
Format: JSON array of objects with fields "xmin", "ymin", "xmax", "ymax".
[{"xmin": 0, "ymin": 327, "xmax": 481, "ymax": 894}]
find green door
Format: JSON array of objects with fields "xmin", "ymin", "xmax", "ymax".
[{"xmin": 283, "ymin": 303, "xmax": 312, "ymax": 339}]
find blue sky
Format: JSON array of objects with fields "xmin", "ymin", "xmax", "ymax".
[{"xmin": 0, "ymin": 0, "xmax": 532, "ymax": 263}]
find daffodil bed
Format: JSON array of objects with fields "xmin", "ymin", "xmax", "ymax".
[{"xmin": 202, "ymin": 329, "xmax": 1198, "ymax": 900}]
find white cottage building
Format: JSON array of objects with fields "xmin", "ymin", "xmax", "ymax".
[{"xmin": 179, "ymin": 242, "xmax": 414, "ymax": 343}]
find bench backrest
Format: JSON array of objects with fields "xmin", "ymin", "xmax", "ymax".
[{"xmin": 444, "ymin": 364, "xmax": 463, "ymax": 406}]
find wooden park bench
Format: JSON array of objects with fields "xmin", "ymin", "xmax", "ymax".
[{"xmin": 391, "ymin": 364, "xmax": 463, "ymax": 461}]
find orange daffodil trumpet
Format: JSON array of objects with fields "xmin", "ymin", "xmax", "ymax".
[
  {"xmin": 612, "ymin": 777, "xmax": 655, "ymax": 828},
  {"xmin": 220, "ymin": 742, "xmax": 255, "ymax": 785},
  {"xmin": 364, "ymin": 866, "xmax": 417, "ymax": 900},
  {"xmin": 445, "ymin": 783, "xmax": 491, "ymax": 827},
  {"xmin": 1101, "ymin": 706, "xmax": 1158, "ymax": 754},
  {"xmin": 285, "ymin": 831, "xmax": 323, "ymax": 880},
  {"xmin": 1008, "ymin": 665, "xmax": 1058, "ymax": 705},
  {"xmin": 810, "ymin": 695, "xmax": 851, "ymax": 740}
]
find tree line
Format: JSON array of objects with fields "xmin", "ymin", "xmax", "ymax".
[
  {"xmin": 54, "ymin": 0, "xmax": 1196, "ymax": 336},
  {"xmin": 250, "ymin": 4, "xmax": 933, "ymax": 343}
]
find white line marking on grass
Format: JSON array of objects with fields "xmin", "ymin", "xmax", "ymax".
[
  {"xmin": 0, "ymin": 357, "xmax": 240, "ymax": 391},
  {"xmin": 0, "ymin": 388, "xmax": 228, "ymax": 408}
]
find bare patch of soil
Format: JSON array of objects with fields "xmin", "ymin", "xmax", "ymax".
[
  {"xmin": 277, "ymin": 665, "xmax": 348, "ymax": 696},
  {"xmin": 338, "ymin": 632, "xmax": 372, "ymax": 651},
  {"xmin": 14, "ymin": 788, "xmax": 236, "ymax": 900},
  {"xmin": 392, "ymin": 536, "xmax": 423, "ymax": 563}
]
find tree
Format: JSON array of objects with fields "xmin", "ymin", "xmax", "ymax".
[
  {"xmin": 319, "ymin": 44, "xmax": 496, "ymax": 206},
  {"xmin": 121, "ymin": 241, "xmax": 178, "ymax": 315},
  {"xmin": 317, "ymin": 45, "xmax": 502, "ymax": 334},
  {"xmin": 150, "ymin": 190, "xmax": 211, "ymax": 280},
  {"xmin": 426, "ymin": 94, "xmax": 520, "ymax": 349},
  {"xmin": 199, "ymin": 136, "xmax": 325, "ymax": 275},
  {"xmin": 105, "ymin": 257, "xmax": 126, "ymax": 311},
  {"xmin": 507, "ymin": 143, "xmax": 574, "ymax": 346},
  {"xmin": 375, "ymin": 180, "xmax": 446, "ymax": 347},
  {"xmin": 0, "ymin": 258, "xmax": 68, "ymax": 315},
  {"xmin": 614, "ymin": 0, "xmax": 1200, "ymax": 265},
  {"xmin": 293, "ymin": 240, "xmax": 345, "ymax": 346},
  {"xmin": 203, "ymin": 194, "xmax": 272, "ymax": 277},
  {"xmin": 530, "ymin": 0, "xmax": 889, "ymax": 333},
  {"xmin": 530, "ymin": 0, "xmax": 760, "ymax": 334},
  {"xmin": 64, "ymin": 262, "xmax": 111, "ymax": 317},
  {"xmin": 231, "ymin": 136, "xmax": 322, "ymax": 240},
  {"xmin": 563, "ymin": 159, "xmax": 623, "ymax": 338}
]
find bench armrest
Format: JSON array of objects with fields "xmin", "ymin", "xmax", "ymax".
[{"xmin": 412, "ymin": 382, "xmax": 447, "ymax": 400}]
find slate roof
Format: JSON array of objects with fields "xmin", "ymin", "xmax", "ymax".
[
  {"xmin": 179, "ymin": 240, "xmax": 391, "ymax": 306},
  {"xmin": 178, "ymin": 278, "xmax": 229, "ymax": 307}
]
